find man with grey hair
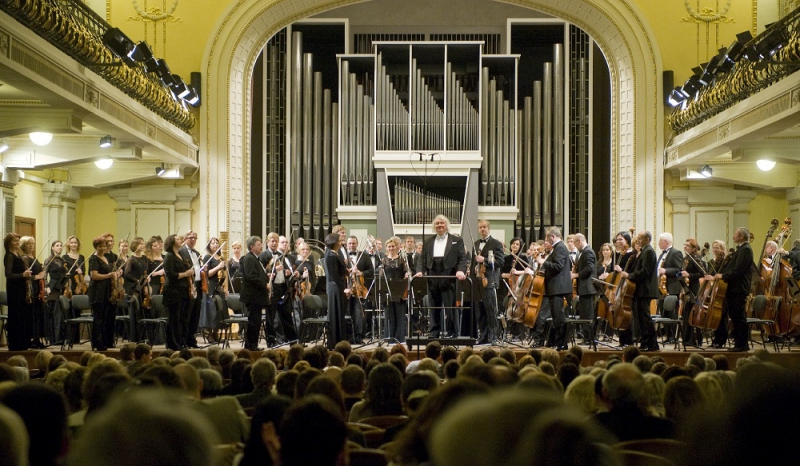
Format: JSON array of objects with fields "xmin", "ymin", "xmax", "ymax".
[
  {"xmin": 593, "ymin": 363, "xmax": 674, "ymax": 441},
  {"xmin": 570, "ymin": 233, "xmax": 596, "ymax": 345},
  {"xmin": 235, "ymin": 358, "xmax": 277, "ymax": 409},
  {"xmin": 535, "ymin": 227, "xmax": 572, "ymax": 350},
  {"xmin": 706, "ymin": 227, "xmax": 752, "ymax": 352},
  {"xmin": 657, "ymin": 232, "xmax": 683, "ymax": 341},
  {"xmin": 415, "ymin": 214, "xmax": 468, "ymax": 339},
  {"xmin": 240, "ymin": 236, "xmax": 268, "ymax": 350},
  {"xmin": 622, "ymin": 231, "xmax": 659, "ymax": 351}
]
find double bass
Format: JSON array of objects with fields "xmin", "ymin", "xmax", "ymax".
[
  {"xmin": 691, "ymin": 244, "xmax": 735, "ymax": 330},
  {"xmin": 511, "ymin": 248, "xmax": 547, "ymax": 328},
  {"xmin": 761, "ymin": 218, "xmax": 795, "ymax": 335}
]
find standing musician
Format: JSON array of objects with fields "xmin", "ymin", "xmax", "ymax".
[
  {"xmin": 294, "ymin": 242, "xmax": 318, "ymax": 296},
  {"xmin": 535, "ymin": 227, "xmax": 572, "ymax": 350},
  {"xmin": 596, "ymin": 243, "xmax": 615, "ymax": 280},
  {"xmin": 63, "ymin": 236, "xmax": 86, "ymax": 296},
  {"xmin": 179, "ymin": 230, "xmax": 203, "ymax": 348},
  {"xmin": 88, "ymin": 236, "xmax": 122, "ymax": 351},
  {"xmin": 706, "ymin": 227, "xmax": 752, "ymax": 352},
  {"xmin": 380, "ymin": 236, "xmax": 409, "ymax": 343},
  {"xmin": 778, "ymin": 238, "xmax": 800, "ymax": 346},
  {"xmin": 163, "ymin": 234, "xmax": 194, "ymax": 350},
  {"xmin": 103, "ymin": 233, "xmax": 118, "ymax": 265},
  {"xmin": 621, "ymin": 230, "xmax": 659, "ymax": 352},
  {"xmin": 227, "ymin": 240, "xmax": 244, "ymax": 294},
  {"xmin": 260, "ymin": 234, "xmax": 297, "ymax": 345},
  {"xmin": 707, "ymin": 240, "xmax": 726, "ymax": 275},
  {"xmin": 566, "ymin": 234, "xmax": 578, "ymax": 266},
  {"xmin": 571, "ymin": 233, "xmax": 597, "ymax": 345},
  {"xmin": 123, "ymin": 237, "xmax": 149, "ymax": 343},
  {"xmin": 4, "ymin": 233, "xmax": 33, "ymax": 350},
  {"xmin": 199, "ymin": 237, "xmax": 227, "ymax": 344},
  {"xmin": 44, "ymin": 240, "xmax": 67, "ymax": 345},
  {"xmin": 343, "ymin": 235, "xmax": 366, "ymax": 343},
  {"xmin": 20, "ymin": 236, "xmax": 47, "ymax": 349},
  {"xmin": 240, "ymin": 235, "xmax": 268, "ymax": 350},
  {"xmin": 415, "ymin": 215, "xmax": 468, "ymax": 339},
  {"xmin": 612, "ymin": 231, "xmax": 636, "ymax": 347},
  {"xmin": 680, "ymin": 238, "xmax": 706, "ymax": 346},
  {"xmin": 357, "ymin": 238, "xmax": 380, "ymax": 338},
  {"xmin": 471, "ymin": 219, "xmax": 505, "ymax": 345},
  {"xmin": 656, "ymin": 232, "xmax": 684, "ymax": 343},
  {"xmin": 145, "ymin": 236, "xmax": 165, "ymax": 296},
  {"xmin": 501, "ymin": 237, "xmax": 527, "ymax": 339},
  {"xmin": 324, "ymin": 233, "xmax": 350, "ymax": 350},
  {"xmin": 527, "ymin": 241, "xmax": 552, "ymax": 347}
]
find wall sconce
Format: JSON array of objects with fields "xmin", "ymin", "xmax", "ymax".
[{"xmin": 700, "ymin": 165, "xmax": 712, "ymax": 177}]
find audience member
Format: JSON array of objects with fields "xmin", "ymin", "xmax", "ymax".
[
  {"xmin": 349, "ymin": 363, "xmax": 404, "ymax": 422},
  {"xmin": 235, "ymin": 358, "xmax": 277, "ymax": 409},
  {"xmin": 279, "ymin": 396, "xmax": 347, "ymax": 466},
  {"xmin": 1, "ymin": 383, "xmax": 69, "ymax": 466}
]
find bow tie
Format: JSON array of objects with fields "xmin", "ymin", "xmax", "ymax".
[{"xmin": 349, "ymin": 252, "xmax": 357, "ymax": 256}]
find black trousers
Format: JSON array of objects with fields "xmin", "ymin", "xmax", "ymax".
[
  {"xmin": 634, "ymin": 297, "xmax": 657, "ymax": 348},
  {"xmin": 185, "ymin": 281, "xmax": 201, "ymax": 345},
  {"xmin": 245, "ymin": 302, "xmax": 264, "ymax": 349}
]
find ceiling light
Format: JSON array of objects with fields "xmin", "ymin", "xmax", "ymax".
[
  {"xmin": 0, "ymin": 138, "xmax": 8, "ymax": 153},
  {"xmin": 94, "ymin": 158, "xmax": 114, "ymax": 169},
  {"xmin": 700, "ymin": 165, "xmax": 713, "ymax": 178},
  {"xmin": 756, "ymin": 159, "xmax": 776, "ymax": 171},
  {"xmin": 29, "ymin": 132, "xmax": 53, "ymax": 146},
  {"xmin": 99, "ymin": 135, "xmax": 113, "ymax": 148}
]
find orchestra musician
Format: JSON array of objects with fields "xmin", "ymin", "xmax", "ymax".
[
  {"xmin": 20, "ymin": 236, "xmax": 46, "ymax": 349},
  {"xmin": 294, "ymin": 242, "xmax": 318, "ymax": 296},
  {"xmin": 63, "ymin": 236, "xmax": 86, "ymax": 297},
  {"xmin": 179, "ymin": 230, "xmax": 203, "ymax": 348},
  {"xmin": 163, "ymin": 234, "xmax": 194, "ymax": 350},
  {"xmin": 145, "ymin": 236, "xmax": 165, "ymax": 296},
  {"xmin": 123, "ymin": 237, "xmax": 148, "ymax": 343},
  {"xmin": 613, "ymin": 231, "xmax": 636, "ymax": 347},
  {"xmin": 357, "ymin": 238, "xmax": 380, "ymax": 338},
  {"xmin": 4, "ymin": 233, "xmax": 33, "ymax": 351},
  {"xmin": 103, "ymin": 233, "xmax": 118, "ymax": 265},
  {"xmin": 621, "ymin": 230, "xmax": 659, "ymax": 352},
  {"xmin": 706, "ymin": 227, "xmax": 752, "ymax": 352},
  {"xmin": 240, "ymin": 235, "xmax": 268, "ymax": 351},
  {"xmin": 656, "ymin": 232, "xmax": 684, "ymax": 343},
  {"xmin": 260, "ymin": 233, "xmax": 297, "ymax": 345},
  {"xmin": 500, "ymin": 237, "xmax": 527, "ymax": 340},
  {"xmin": 44, "ymin": 240, "xmax": 67, "ymax": 345},
  {"xmin": 344, "ymin": 236, "xmax": 366, "ymax": 343},
  {"xmin": 324, "ymin": 233, "xmax": 350, "ymax": 350},
  {"xmin": 707, "ymin": 240, "xmax": 726, "ymax": 275},
  {"xmin": 199, "ymin": 237, "xmax": 227, "ymax": 344},
  {"xmin": 778, "ymin": 238, "xmax": 800, "ymax": 345},
  {"xmin": 571, "ymin": 233, "xmax": 597, "ymax": 345},
  {"xmin": 535, "ymin": 227, "xmax": 572, "ymax": 350},
  {"xmin": 680, "ymin": 238, "xmax": 705, "ymax": 346},
  {"xmin": 88, "ymin": 236, "xmax": 122, "ymax": 351},
  {"xmin": 380, "ymin": 236, "xmax": 409, "ymax": 343},
  {"xmin": 528, "ymin": 241, "xmax": 552, "ymax": 347},
  {"xmin": 415, "ymin": 215, "xmax": 468, "ymax": 339},
  {"xmin": 596, "ymin": 243, "xmax": 614, "ymax": 280},
  {"xmin": 471, "ymin": 220, "xmax": 505, "ymax": 345},
  {"xmin": 227, "ymin": 240, "xmax": 244, "ymax": 294}
]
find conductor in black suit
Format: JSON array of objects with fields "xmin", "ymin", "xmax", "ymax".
[
  {"xmin": 622, "ymin": 230, "xmax": 659, "ymax": 351},
  {"xmin": 240, "ymin": 236, "xmax": 268, "ymax": 350},
  {"xmin": 471, "ymin": 219, "xmax": 505, "ymax": 344},
  {"xmin": 536, "ymin": 227, "xmax": 572, "ymax": 350},
  {"xmin": 570, "ymin": 233, "xmax": 596, "ymax": 344},
  {"xmin": 415, "ymin": 215, "xmax": 469, "ymax": 339}
]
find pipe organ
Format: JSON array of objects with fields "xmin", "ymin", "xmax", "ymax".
[{"xmin": 250, "ymin": 25, "xmax": 593, "ymax": 243}]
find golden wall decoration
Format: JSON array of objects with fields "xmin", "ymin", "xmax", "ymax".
[
  {"xmin": 681, "ymin": 0, "xmax": 736, "ymax": 65},
  {"xmin": 127, "ymin": 0, "xmax": 182, "ymax": 60}
]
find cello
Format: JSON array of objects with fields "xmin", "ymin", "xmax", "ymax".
[
  {"xmin": 606, "ymin": 228, "xmax": 637, "ymax": 330},
  {"xmin": 519, "ymin": 246, "xmax": 549, "ymax": 329}
]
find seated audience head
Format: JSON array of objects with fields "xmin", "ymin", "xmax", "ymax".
[
  {"xmin": 280, "ymin": 396, "xmax": 347, "ymax": 466},
  {"xmin": 1, "ymin": 383, "xmax": 68, "ymax": 466},
  {"xmin": 0, "ymin": 404, "xmax": 28, "ymax": 466}
]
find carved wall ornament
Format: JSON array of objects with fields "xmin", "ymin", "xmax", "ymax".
[
  {"xmin": 0, "ymin": 31, "xmax": 9, "ymax": 57},
  {"xmin": 129, "ymin": 0, "xmax": 181, "ymax": 23},
  {"xmin": 681, "ymin": 0, "xmax": 734, "ymax": 24},
  {"xmin": 717, "ymin": 122, "xmax": 730, "ymax": 140}
]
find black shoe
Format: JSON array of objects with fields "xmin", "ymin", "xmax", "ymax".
[
  {"xmin": 728, "ymin": 346, "xmax": 748, "ymax": 352},
  {"xmin": 641, "ymin": 345, "xmax": 660, "ymax": 352},
  {"xmin": 555, "ymin": 345, "xmax": 568, "ymax": 351},
  {"xmin": 185, "ymin": 342, "xmax": 200, "ymax": 348},
  {"xmin": 710, "ymin": 343, "xmax": 725, "ymax": 349}
]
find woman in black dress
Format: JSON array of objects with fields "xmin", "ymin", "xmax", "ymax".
[
  {"xmin": 63, "ymin": 235, "xmax": 86, "ymax": 297},
  {"xmin": 227, "ymin": 240, "xmax": 243, "ymax": 293},
  {"xmin": 45, "ymin": 240, "xmax": 68, "ymax": 345},
  {"xmin": 20, "ymin": 236, "xmax": 46, "ymax": 349},
  {"xmin": 324, "ymin": 233, "xmax": 350, "ymax": 350},
  {"xmin": 380, "ymin": 236, "xmax": 409, "ymax": 343},
  {"xmin": 88, "ymin": 236, "xmax": 121, "ymax": 350},
  {"xmin": 200, "ymin": 237, "xmax": 226, "ymax": 343},
  {"xmin": 4, "ymin": 233, "xmax": 32, "ymax": 350},
  {"xmin": 163, "ymin": 234, "xmax": 194, "ymax": 350},
  {"xmin": 145, "ymin": 236, "xmax": 165, "ymax": 295},
  {"xmin": 123, "ymin": 237, "xmax": 148, "ymax": 343},
  {"xmin": 500, "ymin": 237, "xmax": 527, "ymax": 339}
]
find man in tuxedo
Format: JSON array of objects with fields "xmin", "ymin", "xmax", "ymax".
[
  {"xmin": 415, "ymin": 215, "xmax": 468, "ymax": 339},
  {"xmin": 240, "ymin": 235, "xmax": 268, "ymax": 350},
  {"xmin": 570, "ymin": 233, "xmax": 597, "ymax": 345},
  {"xmin": 180, "ymin": 230, "xmax": 202, "ymax": 348},
  {"xmin": 656, "ymin": 232, "xmax": 683, "ymax": 342},
  {"xmin": 622, "ymin": 231, "xmax": 659, "ymax": 351},
  {"xmin": 357, "ymin": 238, "xmax": 379, "ymax": 339},
  {"xmin": 471, "ymin": 219, "xmax": 504, "ymax": 344},
  {"xmin": 344, "ymin": 236, "xmax": 365, "ymax": 343},
  {"xmin": 259, "ymin": 233, "xmax": 296, "ymax": 344},
  {"xmin": 707, "ymin": 227, "xmax": 753, "ymax": 352},
  {"xmin": 536, "ymin": 227, "xmax": 572, "ymax": 350}
]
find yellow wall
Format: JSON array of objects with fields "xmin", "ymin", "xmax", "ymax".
[
  {"xmin": 76, "ymin": 189, "xmax": 118, "ymax": 244},
  {"xmin": 748, "ymin": 191, "xmax": 790, "ymax": 241},
  {"xmin": 13, "ymin": 179, "xmax": 43, "ymax": 240}
]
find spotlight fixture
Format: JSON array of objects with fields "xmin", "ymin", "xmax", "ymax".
[
  {"xmin": 169, "ymin": 75, "xmax": 191, "ymax": 99},
  {"xmin": 756, "ymin": 159, "xmax": 776, "ymax": 171},
  {"xmin": 185, "ymin": 89, "xmax": 200, "ymax": 107},
  {"xmin": 29, "ymin": 132, "xmax": 53, "ymax": 146},
  {"xmin": 154, "ymin": 59, "xmax": 171, "ymax": 79},
  {"xmin": 754, "ymin": 27, "xmax": 789, "ymax": 60},
  {"xmin": 94, "ymin": 158, "xmax": 114, "ymax": 170},
  {"xmin": 101, "ymin": 27, "xmax": 136, "ymax": 66},
  {"xmin": 667, "ymin": 87, "xmax": 686, "ymax": 107},
  {"xmin": 99, "ymin": 135, "xmax": 113, "ymax": 148},
  {"xmin": 0, "ymin": 138, "xmax": 8, "ymax": 153},
  {"xmin": 700, "ymin": 165, "xmax": 713, "ymax": 178},
  {"xmin": 155, "ymin": 164, "xmax": 166, "ymax": 176}
]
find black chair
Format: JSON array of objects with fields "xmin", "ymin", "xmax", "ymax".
[
  {"xmin": 115, "ymin": 298, "xmax": 131, "ymax": 344},
  {"xmin": 140, "ymin": 295, "xmax": 168, "ymax": 346},
  {"xmin": 652, "ymin": 295, "xmax": 685, "ymax": 351},
  {"xmin": 220, "ymin": 294, "xmax": 250, "ymax": 348},
  {"xmin": 62, "ymin": 295, "xmax": 94, "ymax": 350},
  {"xmin": 746, "ymin": 294, "xmax": 780, "ymax": 352},
  {"xmin": 0, "ymin": 291, "xmax": 8, "ymax": 344},
  {"xmin": 565, "ymin": 296, "xmax": 596, "ymax": 351},
  {"xmin": 299, "ymin": 294, "xmax": 328, "ymax": 345}
]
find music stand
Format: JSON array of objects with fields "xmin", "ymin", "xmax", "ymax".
[{"xmin": 410, "ymin": 278, "xmax": 428, "ymax": 335}]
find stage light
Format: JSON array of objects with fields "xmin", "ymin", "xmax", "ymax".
[
  {"xmin": 129, "ymin": 41, "xmax": 158, "ymax": 73},
  {"xmin": 700, "ymin": 165, "xmax": 712, "ymax": 178},
  {"xmin": 29, "ymin": 132, "xmax": 53, "ymax": 146},
  {"xmin": 154, "ymin": 59, "xmax": 171, "ymax": 79},
  {"xmin": 102, "ymin": 28, "xmax": 136, "ymax": 66},
  {"xmin": 756, "ymin": 159, "xmax": 776, "ymax": 171},
  {"xmin": 94, "ymin": 158, "xmax": 113, "ymax": 170},
  {"xmin": 667, "ymin": 87, "xmax": 686, "ymax": 107},
  {"xmin": 99, "ymin": 135, "xmax": 113, "ymax": 148},
  {"xmin": 0, "ymin": 138, "xmax": 8, "ymax": 153},
  {"xmin": 170, "ymin": 75, "xmax": 191, "ymax": 99},
  {"xmin": 155, "ymin": 164, "xmax": 166, "ymax": 176}
]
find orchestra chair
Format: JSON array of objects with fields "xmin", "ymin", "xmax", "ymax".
[
  {"xmin": 139, "ymin": 295, "xmax": 169, "ymax": 347},
  {"xmin": 62, "ymin": 294, "xmax": 94, "ymax": 350},
  {"xmin": 565, "ymin": 296, "xmax": 597, "ymax": 351},
  {"xmin": 651, "ymin": 295, "xmax": 685, "ymax": 351},
  {"xmin": 220, "ymin": 294, "xmax": 249, "ymax": 349},
  {"xmin": 298, "ymin": 294, "xmax": 328, "ymax": 345},
  {"xmin": 115, "ymin": 297, "xmax": 132, "ymax": 343},
  {"xmin": 613, "ymin": 438, "xmax": 687, "ymax": 465},
  {"xmin": 348, "ymin": 448, "xmax": 388, "ymax": 466},
  {"xmin": 0, "ymin": 291, "xmax": 8, "ymax": 344},
  {"xmin": 746, "ymin": 295, "xmax": 780, "ymax": 352}
]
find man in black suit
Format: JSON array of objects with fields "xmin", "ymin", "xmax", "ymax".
[
  {"xmin": 707, "ymin": 227, "xmax": 753, "ymax": 352},
  {"xmin": 179, "ymin": 230, "xmax": 202, "ymax": 348},
  {"xmin": 536, "ymin": 227, "xmax": 572, "ymax": 350},
  {"xmin": 415, "ymin": 215, "xmax": 469, "ymax": 339},
  {"xmin": 259, "ymin": 233, "xmax": 296, "ymax": 344},
  {"xmin": 240, "ymin": 235, "xmax": 268, "ymax": 350},
  {"xmin": 570, "ymin": 233, "xmax": 596, "ymax": 345},
  {"xmin": 622, "ymin": 231, "xmax": 659, "ymax": 351},
  {"xmin": 471, "ymin": 219, "xmax": 505, "ymax": 344},
  {"xmin": 656, "ymin": 232, "xmax": 684, "ymax": 342},
  {"xmin": 357, "ymin": 239, "xmax": 379, "ymax": 339}
]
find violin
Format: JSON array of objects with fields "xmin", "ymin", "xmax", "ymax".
[
  {"xmin": 201, "ymin": 269, "xmax": 209, "ymax": 294},
  {"xmin": 186, "ymin": 258, "xmax": 197, "ymax": 299}
]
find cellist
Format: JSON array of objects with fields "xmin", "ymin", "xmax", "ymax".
[
  {"xmin": 705, "ymin": 227, "xmax": 752, "ymax": 352},
  {"xmin": 620, "ymin": 231, "xmax": 659, "ymax": 352},
  {"xmin": 527, "ymin": 241, "xmax": 551, "ymax": 347},
  {"xmin": 680, "ymin": 238, "xmax": 705, "ymax": 346},
  {"xmin": 778, "ymin": 239, "xmax": 800, "ymax": 345},
  {"xmin": 613, "ymin": 231, "xmax": 636, "ymax": 347}
]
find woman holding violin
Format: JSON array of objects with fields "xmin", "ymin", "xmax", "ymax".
[
  {"xmin": 20, "ymin": 236, "xmax": 47, "ymax": 349},
  {"xmin": 45, "ymin": 240, "xmax": 68, "ymax": 345},
  {"xmin": 380, "ymin": 236, "xmax": 409, "ymax": 343},
  {"xmin": 680, "ymin": 238, "xmax": 706, "ymax": 346},
  {"xmin": 123, "ymin": 237, "xmax": 148, "ymax": 343},
  {"xmin": 324, "ymin": 232, "xmax": 350, "ymax": 350},
  {"xmin": 199, "ymin": 237, "xmax": 227, "ymax": 343},
  {"xmin": 596, "ymin": 243, "xmax": 615, "ymax": 280},
  {"xmin": 63, "ymin": 236, "xmax": 86, "ymax": 296},
  {"xmin": 227, "ymin": 240, "xmax": 243, "ymax": 293},
  {"xmin": 4, "ymin": 233, "xmax": 33, "ymax": 350},
  {"xmin": 294, "ymin": 242, "xmax": 318, "ymax": 298},
  {"xmin": 501, "ymin": 237, "xmax": 527, "ymax": 339},
  {"xmin": 145, "ymin": 236, "xmax": 166, "ymax": 295},
  {"xmin": 163, "ymin": 234, "xmax": 194, "ymax": 350},
  {"xmin": 88, "ymin": 236, "xmax": 122, "ymax": 351}
]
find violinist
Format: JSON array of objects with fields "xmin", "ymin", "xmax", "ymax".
[
  {"xmin": 620, "ymin": 231, "xmax": 659, "ymax": 352},
  {"xmin": 613, "ymin": 231, "xmax": 636, "ymax": 347},
  {"xmin": 570, "ymin": 234, "xmax": 597, "ymax": 345},
  {"xmin": 260, "ymin": 234, "xmax": 297, "ymax": 344},
  {"xmin": 227, "ymin": 240, "xmax": 244, "ymax": 293},
  {"xmin": 705, "ymin": 227, "xmax": 752, "ymax": 352},
  {"xmin": 20, "ymin": 236, "xmax": 46, "ymax": 349},
  {"xmin": 471, "ymin": 220, "xmax": 504, "ymax": 345},
  {"xmin": 116, "ymin": 239, "xmax": 130, "ymax": 268},
  {"xmin": 45, "ymin": 240, "xmax": 68, "ymax": 345},
  {"xmin": 4, "ymin": 233, "xmax": 33, "ymax": 351},
  {"xmin": 501, "ymin": 237, "xmax": 527, "ymax": 340},
  {"xmin": 179, "ymin": 230, "xmax": 203, "ymax": 349},
  {"xmin": 358, "ymin": 237, "xmax": 380, "ymax": 337},
  {"xmin": 294, "ymin": 242, "xmax": 318, "ymax": 297},
  {"xmin": 707, "ymin": 240, "xmax": 726, "ymax": 275},
  {"xmin": 199, "ymin": 237, "xmax": 227, "ymax": 344},
  {"xmin": 656, "ymin": 232, "xmax": 683, "ymax": 342},
  {"xmin": 596, "ymin": 243, "xmax": 614, "ymax": 280},
  {"xmin": 145, "ymin": 236, "xmax": 165, "ymax": 296},
  {"xmin": 414, "ymin": 215, "xmax": 468, "ymax": 340},
  {"xmin": 88, "ymin": 236, "xmax": 122, "ymax": 351},
  {"xmin": 103, "ymin": 233, "xmax": 118, "ymax": 265},
  {"xmin": 324, "ymin": 233, "xmax": 350, "ymax": 350},
  {"xmin": 680, "ymin": 238, "xmax": 705, "ymax": 346},
  {"xmin": 381, "ymin": 236, "xmax": 409, "ymax": 343},
  {"xmin": 534, "ymin": 228, "xmax": 572, "ymax": 350},
  {"xmin": 63, "ymin": 236, "xmax": 86, "ymax": 296},
  {"xmin": 374, "ymin": 238, "xmax": 385, "ymax": 260},
  {"xmin": 163, "ymin": 234, "xmax": 194, "ymax": 351},
  {"xmin": 123, "ymin": 237, "xmax": 148, "ymax": 343},
  {"xmin": 344, "ymin": 236, "xmax": 366, "ymax": 343}
]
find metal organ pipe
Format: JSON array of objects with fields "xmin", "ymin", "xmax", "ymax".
[
  {"xmin": 553, "ymin": 44, "xmax": 564, "ymax": 225},
  {"xmin": 542, "ymin": 62, "xmax": 552, "ymax": 225}
]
